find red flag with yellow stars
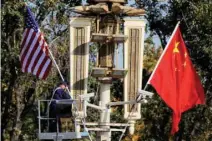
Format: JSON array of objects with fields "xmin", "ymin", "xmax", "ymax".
[{"xmin": 147, "ymin": 23, "xmax": 205, "ymax": 134}]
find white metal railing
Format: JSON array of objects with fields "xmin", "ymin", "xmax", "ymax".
[{"xmin": 37, "ymin": 99, "xmax": 89, "ymax": 141}]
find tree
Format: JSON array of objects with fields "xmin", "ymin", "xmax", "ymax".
[
  {"xmin": 1, "ymin": 0, "xmax": 80, "ymax": 140},
  {"xmin": 134, "ymin": 0, "xmax": 212, "ymax": 140}
]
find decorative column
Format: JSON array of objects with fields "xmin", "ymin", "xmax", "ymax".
[
  {"xmin": 123, "ymin": 18, "xmax": 146, "ymax": 134},
  {"xmin": 69, "ymin": 17, "xmax": 92, "ymax": 131}
]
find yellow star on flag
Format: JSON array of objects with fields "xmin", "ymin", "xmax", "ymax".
[
  {"xmin": 184, "ymin": 53, "xmax": 187, "ymax": 58},
  {"xmin": 173, "ymin": 42, "xmax": 180, "ymax": 53},
  {"xmin": 183, "ymin": 61, "xmax": 187, "ymax": 67}
]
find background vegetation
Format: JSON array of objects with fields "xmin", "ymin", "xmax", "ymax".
[{"xmin": 1, "ymin": 0, "xmax": 212, "ymax": 140}]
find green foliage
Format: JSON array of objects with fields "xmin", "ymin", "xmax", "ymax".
[
  {"xmin": 1, "ymin": 0, "xmax": 81, "ymax": 140},
  {"xmin": 134, "ymin": 0, "xmax": 212, "ymax": 140},
  {"xmin": 2, "ymin": 0, "xmax": 212, "ymax": 140},
  {"xmin": 110, "ymin": 80, "xmax": 126, "ymax": 141},
  {"xmin": 139, "ymin": 94, "xmax": 172, "ymax": 141},
  {"xmin": 143, "ymin": 37, "xmax": 162, "ymax": 73}
]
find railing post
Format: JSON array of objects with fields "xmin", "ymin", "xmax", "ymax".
[{"xmin": 38, "ymin": 100, "xmax": 41, "ymax": 134}]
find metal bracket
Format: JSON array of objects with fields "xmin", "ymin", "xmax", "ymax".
[
  {"xmin": 136, "ymin": 89, "xmax": 154, "ymax": 102},
  {"xmin": 79, "ymin": 93, "xmax": 95, "ymax": 101},
  {"xmin": 53, "ymin": 135, "xmax": 63, "ymax": 141}
]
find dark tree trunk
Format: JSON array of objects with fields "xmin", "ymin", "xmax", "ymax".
[
  {"xmin": 10, "ymin": 122, "xmax": 23, "ymax": 141},
  {"xmin": 10, "ymin": 84, "xmax": 24, "ymax": 141},
  {"xmin": 1, "ymin": 60, "xmax": 17, "ymax": 140}
]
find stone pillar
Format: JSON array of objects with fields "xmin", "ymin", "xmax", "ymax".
[
  {"xmin": 123, "ymin": 18, "xmax": 146, "ymax": 133},
  {"xmin": 69, "ymin": 18, "xmax": 92, "ymax": 130}
]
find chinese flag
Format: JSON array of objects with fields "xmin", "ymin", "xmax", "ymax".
[{"xmin": 148, "ymin": 24, "xmax": 205, "ymax": 134}]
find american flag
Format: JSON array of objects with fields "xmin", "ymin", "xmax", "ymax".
[{"xmin": 20, "ymin": 6, "xmax": 52, "ymax": 79}]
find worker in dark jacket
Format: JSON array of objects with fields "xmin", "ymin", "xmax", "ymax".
[{"xmin": 49, "ymin": 81, "xmax": 72, "ymax": 132}]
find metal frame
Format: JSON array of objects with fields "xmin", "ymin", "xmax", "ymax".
[
  {"xmin": 37, "ymin": 89, "xmax": 153, "ymax": 140},
  {"xmin": 37, "ymin": 100, "xmax": 89, "ymax": 141}
]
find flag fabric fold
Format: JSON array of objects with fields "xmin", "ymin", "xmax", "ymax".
[
  {"xmin": 20, "ymin": 6, "xmax": 52, "ymax": 79},
  {"xmin": 148, "ymin": 23, "xmax": 205, "ymax": 134}
]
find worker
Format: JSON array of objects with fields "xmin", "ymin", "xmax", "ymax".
[{"xmin": 49, "ymin": 81, "xmax": 72, "ymax": 132}]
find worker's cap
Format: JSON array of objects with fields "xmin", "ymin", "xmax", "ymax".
[{"xmin": 58, "ymin": 81, "xmax": 68, "ymax": 86}]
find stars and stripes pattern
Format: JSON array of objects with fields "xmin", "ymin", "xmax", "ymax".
[{"xmin": 20, "ymin": 6, "xmax": 52, "ymax": 79}]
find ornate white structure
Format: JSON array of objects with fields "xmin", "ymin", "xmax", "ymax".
[
  {"xmin": 68, "ymin": 1, "xmax": 148, "ymax": 141},
  {"xmin": 37, "ymin": 1, "xmax": 152, "ymax": 141}
]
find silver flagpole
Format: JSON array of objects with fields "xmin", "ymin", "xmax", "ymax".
[
  {"xmin": 48, "ymin": 36, "xmax": 65, "ymax": 81},
  {"xmin": 143, "ymin": 21, "xmax": 181, "ymax": 90}
]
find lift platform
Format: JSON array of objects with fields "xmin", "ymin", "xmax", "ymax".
[{"xmin": 37, "ymin": 99, "xmax": 89, "ymax": 141}]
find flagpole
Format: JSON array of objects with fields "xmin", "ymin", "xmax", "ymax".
[
  {"xmin": 143, "ymin": 21, "xmax": 181, "ymax": 90},
  {"xmin": 48, "ymin": 37, "xmax": 65, "ymax": 81}
]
